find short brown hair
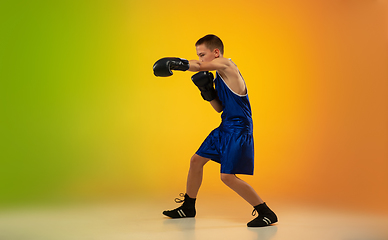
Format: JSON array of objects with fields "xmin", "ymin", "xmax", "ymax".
[{"xmin": 195, "ymin": 34, "xmax": 224, "ymax": 55}]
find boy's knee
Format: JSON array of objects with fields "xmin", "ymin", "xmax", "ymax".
[
  {"xmin": 190, "ymin": 154, "xmax": 209, "ymax": 168},
  {"xmin": 190, "ymin": 155, "xmax": 200, "ymax": 166},
  {"xmin": 220, "ymin": 173, "xmax": 236, "ymax": 186}
]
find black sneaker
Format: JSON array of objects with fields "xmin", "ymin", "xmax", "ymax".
[
  {"xmin": 163, "ymin": 193, "xmax": 196, "ymax": 218},
  {"xmin": 247, "ymin": 203, "xmax": 278, "ymax": 227}
]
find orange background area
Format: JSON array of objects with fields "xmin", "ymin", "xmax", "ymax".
[{"xmin": 1, "ymin": 0, "xmax": 387, "ymax": 214}]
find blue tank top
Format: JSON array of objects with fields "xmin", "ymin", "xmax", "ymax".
[{"xmin": 214, "ymin": 70, "xmax": 253, "ymax": 133}]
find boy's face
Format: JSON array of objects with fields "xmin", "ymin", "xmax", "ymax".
[{"xmin": 196, "ymin": 44, "xmax": 220, "ymax": 62}]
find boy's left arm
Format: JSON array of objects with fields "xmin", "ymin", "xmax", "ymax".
[{"xmin": 188, "ymin": 58, "xmax": 230, "ymax": 72}]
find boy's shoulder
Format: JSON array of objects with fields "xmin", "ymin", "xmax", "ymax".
[
  {"xmin": 212, "ymin": 57, "xmax": 235, "ymax": 72},
  {"xmin": 213, "ymin": 57, "xmax": 232, "ymax": 64}
]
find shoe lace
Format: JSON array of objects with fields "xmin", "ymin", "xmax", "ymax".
[
  {"xmin": 174, "ymin": 193, "xmax": 185, "ymax": 203},
  {"xmin": 252, "ymin": 209, "xmax": 258, "ymax": 216}
]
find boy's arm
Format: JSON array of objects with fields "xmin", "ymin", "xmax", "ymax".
[
  {"xmin": 191, "ymin": 71, "xmax": 223, "ymax": 113},
  {"xmin": 210, "ymin": 98, "xmax": 223, "ymax": 113},
  {"xmin": 188, "ymin": 58, "xmax": 230, "ymax": 72}
]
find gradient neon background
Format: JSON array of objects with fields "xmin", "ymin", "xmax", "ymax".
[{"xmin": 1, "ymin": 0, "xmax": 387, "ymax": 213}]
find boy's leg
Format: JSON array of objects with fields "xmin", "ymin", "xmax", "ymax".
[
  {"xmin": 163, "ymin": 154, "xmax": 209, "ymax": 218},
  {"xmin": 220, "ymin": 173, "xmax": 277, "ymax": 227},
  {"xmin": 186, "ymin": 154, "xmax": 210, "ymax": 198},
  {"xmin": 220, "ymin": 173, "xmax": 264, "ymax": 206}
]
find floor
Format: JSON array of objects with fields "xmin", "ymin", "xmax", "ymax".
[{"xmin": 1, "ymin": 195, "xmax": 387, "ymax": 240}]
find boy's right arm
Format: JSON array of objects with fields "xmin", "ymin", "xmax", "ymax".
[
  {"xmin": 191, "ymin": 71, "xmax": 217, "ymax": 101},
  {"xmin": 210, "ymin": 98, "xmax": 223, "ymax": 113},
  {"xmin": 191, "ymin": 71, "xmax": 223, "ymax": 113}
]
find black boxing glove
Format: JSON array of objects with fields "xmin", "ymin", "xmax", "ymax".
[
  {"xmin": 153, "ymin": 57, "xmax": 190, "ymax": 77},
  {"xmin": 191, "ymin": 71, "xmax": 217, "ymax": 101}
]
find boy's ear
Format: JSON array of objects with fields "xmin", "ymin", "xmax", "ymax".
[{"xmin": 214, "ymin": 48, "xmax": 220, "ymax": 58}]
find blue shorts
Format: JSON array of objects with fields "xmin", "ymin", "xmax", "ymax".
[{"xmin": 196, "ymin": 127, "xmax": 254, "ymax": 175}]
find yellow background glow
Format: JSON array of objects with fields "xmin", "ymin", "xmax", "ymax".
[{"xmin": 1, "ymin": 0, "xmax": 387, "ymax": 214}]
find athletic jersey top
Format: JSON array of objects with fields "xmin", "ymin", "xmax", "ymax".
[{"xmin": 214, "ymin": 66, "xmax": 253, "ymax": 133}]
